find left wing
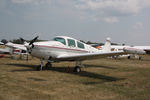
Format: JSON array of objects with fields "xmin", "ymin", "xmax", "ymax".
[
  {"xmin": 56, "ymin": 50, "xmax": 126, "ymax": 61},
  {"xmin": 0, "ymin": 48, "xmax": 10, "ymax": 54},
  {"xmin": 5, "ymin": 42, "xmax": 27, "ymax": 51}
]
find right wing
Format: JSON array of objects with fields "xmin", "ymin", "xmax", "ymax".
[{"xmin": 56, "ymin": 50, "xmax": 126, "ymax": 61}]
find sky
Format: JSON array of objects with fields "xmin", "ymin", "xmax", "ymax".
[{"xmin": 0, "ymin": 0, "xmax": 150, "ymax": 45}]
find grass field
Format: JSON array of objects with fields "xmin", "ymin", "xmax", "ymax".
[{"xmin": 0, "ymin": 55, "xmax": 150, "ymax": 100}]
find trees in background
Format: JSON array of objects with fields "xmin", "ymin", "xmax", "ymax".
[
  {"xmin": 1, "ymin": 39, "xmax": 8, "ymax": 44},
  {"xmin": 1, "ymin": 38, "xmax": 120, "ymax": 45}
]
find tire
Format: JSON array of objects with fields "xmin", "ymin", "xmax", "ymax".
[
  {"xmin": 128, "ymin": 56, "xmax": 131, "ymax": 59},
  {"xmin": 45, "ymin": 63, "xmax": 52, "ymax": 70},
  {"xmin": 74, "ymin": 66, "xmax": 81, "ymax": 73}
]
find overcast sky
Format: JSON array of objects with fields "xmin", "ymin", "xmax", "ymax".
[{"xmin": 0, "ymin": 0, "xmax": 150, "ymax": 45}]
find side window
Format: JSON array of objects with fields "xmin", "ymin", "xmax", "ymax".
[
  {"xmin": 77, "ymin": 41, "xmax": 85, "ymax": 49},
  {"xmin": 54, "ymin": 38, "xmax": 66, "ymax": 45},
  {"xmin": 68, "ymin": 39, "xmax": 76, "ymax": 47}
]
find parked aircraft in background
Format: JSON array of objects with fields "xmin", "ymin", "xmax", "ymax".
[
  {"xmin": 111, "ymin": 46, "xmax": 150, "ymax": 59},
  {"xmin": 93, "ymin": 44, "xmax": 149, "ymax": 60},
  {"xmin": 0, "ymin": 42, "xmax": 27, "ymax": 55},
  {"xmin": 5, "ymin": 42, "xmax": 27, "ymax": 54},
  {"xmin": 0, "ymin": 42, "xmax": 4, "ymax": 45},
  {"xmin": 0, "ymin": 47, "xmax": 10, "ymax": 54},
  {"xmin": 22, "ymin": 36, "xmax": 128, "ymax": 72}
]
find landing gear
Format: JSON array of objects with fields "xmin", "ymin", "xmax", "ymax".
[
  {"xmin": 37, "ymin": 59, "xmax": 44, "ymax": 71},
  {"xmin": 128, "ymin": 56, "xmax": 131, "ymax": 59},
  {"xmin": 45, "ymin": 62, "xmax": 52, "ymax": 70},
  {"xmin": 139, "ymin": 56, "xmax": 142, "ymax": 60},
  {"xmin": 74, "ymin": 66, "xmax": 81, "ymax": 72},
  {"xmin": 74, "ymin": 61, "xmax": 83, "ymax": 73},
  {"xmin": 36, "ymin": 59, "xmax": 52, "ymax": 71}
]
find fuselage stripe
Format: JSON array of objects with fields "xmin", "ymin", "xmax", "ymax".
[{"xmin": 35, "ymin": 45, "xmax": 89, "ymax": 53}]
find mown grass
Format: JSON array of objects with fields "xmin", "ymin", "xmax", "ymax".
[{"xmin": 0, "ymin": 55, "xmax": 150, "ymax": 100}]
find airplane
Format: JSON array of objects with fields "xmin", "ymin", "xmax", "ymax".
[
  {"xmin": 5, "ymin": 42, "xmax": 27, "ymax": 53},
  {"xmin": 110, "ymin": 45, "xmax": 148, "ymax": 59},
  {"xmin": 22, "ymin": 36, "xmax": 128, "ymax": 72},
  {"xmin": 92, "ymin": 44, "xmax": 148, "ymax": 60},
  {"xmin": 0, "ymin": 47, "xmax": 10, "ymax": 54},
  {"xmin": 0, "ymin": 42, "xmax": 27, "ymax": 55},
  {"xmin": 0, "ymin": 42, "xmax": 4, "ymax": 45}
]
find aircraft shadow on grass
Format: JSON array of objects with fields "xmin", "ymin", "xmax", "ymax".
[
  {"xmin": 8, "ymin": 63, "xmax": 125, "ymax": 83},
  {"xmin": 84, "ymin": 64, "xmax": 117, "ymax": 69}
]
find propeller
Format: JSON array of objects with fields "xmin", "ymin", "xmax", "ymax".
[
  {"xmin": 29, "ymin": 36, "xmax": 39, "ymax": 46},
  {"xmin": 20, "ymin": 36, "xmax": 39, "ymax": 48},
  {"xmin": 20, "ymin": 36, "xmax": 39, "ymax": 61},
  {"xmin": 20, "ymin": 38, "xmax": 25, "ymax": 43}
]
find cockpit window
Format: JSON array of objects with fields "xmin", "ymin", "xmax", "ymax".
[
  {"xmin": 77, "ymin": 41, "xmax": 85, "ymax": 49},
  {"xmin": 68, "ymin": 39, "xmax": 76, "ymax": 47},
  {"xmin": 53, "ymin": 37, "xmax": 66, "ymax": 45}
]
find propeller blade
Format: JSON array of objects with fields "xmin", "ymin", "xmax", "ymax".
[
  {"xmin": 20, "ymin": 37, "xmax": 25, "ymax": 42},
  {"xmin": 29, "ymin": 36, "xmax": 39, "ymax": 45}
]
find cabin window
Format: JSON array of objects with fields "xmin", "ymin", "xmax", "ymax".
[
  {"xmin": 77, "ymin": 41, "xmax": 85, "ymax": 49},
  {"xmin": 68, "ymin": 39, "xmax": 76, "ymax": 47},
  {"xmin": 53, "ymin": 38, "xmax": 66, "ymax": 45}
]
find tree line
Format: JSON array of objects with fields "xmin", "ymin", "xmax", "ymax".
[{"xmin": 1, "ymin": 38, "xmax": 47, "ymax": 44}]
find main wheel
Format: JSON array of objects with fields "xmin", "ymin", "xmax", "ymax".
[
  {"xmin": 74, "ymin": 66, "xmax": 81, "ymax": 73},
  {"xmin": 45, "ymin": 62, "xmax": 52, "ymax": 70},
  {"xmin": 128, "ymin": 56, "xmax": 131, "ymax": 59}
]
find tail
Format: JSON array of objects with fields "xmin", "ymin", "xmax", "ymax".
[{"xmin": 102, "ymin": 37, "xmax": 111, "ymax": 52}]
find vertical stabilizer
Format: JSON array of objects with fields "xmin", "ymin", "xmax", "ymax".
[{"xmin": 103, "ymin": 37, "xmax": 111, "ymax": 52}]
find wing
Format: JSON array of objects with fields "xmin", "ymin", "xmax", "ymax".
[
  {"xmin": 13, "ymin": 46, "xmax": 27, "ymax": 51},
  {"xmin": 0, "ymin": 48, "xmax": 10, "ymax": 54},
  {"xmin": 5, "ymin": 43, "xmax": 27, "ymax": 51},
  {"xmin": 56, "ymin": 50, "xmax": 126, "ymax": 61}
]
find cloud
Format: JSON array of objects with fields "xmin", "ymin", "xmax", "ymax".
[
  {"xmin": 133, "ymin": 22, "xmax": 144, "ymax": 29},
  {"xmin": 3, "ymin": 0, "xmax": 150, "ymax": 23},
  {"xmin": 11, "ymin": 0, "xmax": 51, "ymax": 5},
  {"xmin": 103, "ymin": 16, "xmax": 119, "ymax": 23},
  {"xmin": 11, "ymin": 0, "xmax": 33, "ymax": 4},
  {"xmin": 75, "ymin": 0, "xmax": 150, "ymax": 22},
  {"xmin": 75, "ymin": 0, "xmax": 150, "ymax": 14}
]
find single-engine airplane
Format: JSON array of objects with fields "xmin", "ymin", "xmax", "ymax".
[{"xmin": 22, "ymin": 36, "xmax": 126, "ymax": 72}]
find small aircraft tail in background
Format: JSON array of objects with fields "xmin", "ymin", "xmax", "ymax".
[{"xmin": 102, "ymin": 37, "xmax": 111, "ymax": 52}]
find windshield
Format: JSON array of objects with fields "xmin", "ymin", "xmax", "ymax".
[{"xmin": 53, "ymin": 37, "xmax": 66, "ymax": 45}]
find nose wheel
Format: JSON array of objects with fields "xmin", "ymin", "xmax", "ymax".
[
  {"xmin": 37, "ymin": 59, "xmax": 44, "ymax": 71},
  {"xmin": 37, "ymin": 60, "xmax": 52, "ymax": 71},
  {"xmin": 45, "ymin": 62, "xmax": 52, "ymax": 70}
]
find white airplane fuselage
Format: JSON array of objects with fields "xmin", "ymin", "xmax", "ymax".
[
  {"xmin": 24, "ymin": 36, "xmax": 125, "ymax": 71},
  {"xmin": 30, "ymin": 36, "xmax": 101, "ymax": 61}
]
